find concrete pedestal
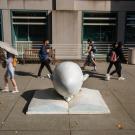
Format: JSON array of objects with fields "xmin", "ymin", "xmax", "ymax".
[{"xmin": 27, "ymin": 88, "xmax": 110, "ymax": 114}]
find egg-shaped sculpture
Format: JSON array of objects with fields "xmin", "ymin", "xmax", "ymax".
[{"xmin": 52, "ymin": 62, "xmax": 84, "ymax": 101}]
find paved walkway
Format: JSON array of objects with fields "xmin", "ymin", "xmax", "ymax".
[{"xmin": 0, "ymin": 62, "xmax": 135, "ymax": 135}]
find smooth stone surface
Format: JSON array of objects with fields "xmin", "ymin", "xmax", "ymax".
[
  {"xmin": 27, "ymin": 88, "xmax": 110, "ymax": 114},
  {"xmin": 52, "ymin": 62, "xmax": 83, "ymax": 99}
]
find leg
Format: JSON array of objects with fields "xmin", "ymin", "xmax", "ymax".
[
  {"xmin": 107, "ymin": 62, "xmax": 113, "ymax": 74},
  {"xmin": 106, "ymin": 62, "xmax": 113, "ymax": 81},
  {"xmin": 111, "ymin": 62, "xmax": 122, "ymax": 76},
  {"xmin": 4, "ymin": 72, "xmax": 8, "ymax": 87},
  {"xmin": 37, "ymin": 62, "xmax": 45, "ymax": 76},
  {"xmin": 117, "ymin": 62, "xmax": 125, "ymax": 80},
  {"xmin": 2, "ymin": 71, "xmax": 9, "ymax": 92},
  {"xmin": 11, "ymin": 79, "xmax": 17, "ymax": 88},
  {"xmin": 117, "ymin": 62, "xmax": 122, "ymax": 77},
  {"xmin": 9, "ymin": 68, "xmax": 19, "ymax": 93},
  {"xmin": 91, "ymin": 58, "xmax": 96, "ymax": 70},
  {"xmin": 44, "ymin": 60, "xmax": 53, "ymax": 74},
  {"xmin": 83, "ymin": 55, "xmax": 89, "ymax": 69},
  {"xmin": 110, "ymin": 69, "xmax": 117, "ymax": 76},
  {"xmin": 114, "ymin": 62, "xmax": 122, "ymax": 77},
  {"xmin": 11, "ymin": 78, "xmax": 19, "ymax": 93}
]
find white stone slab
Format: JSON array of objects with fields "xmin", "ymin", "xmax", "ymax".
[{"xmin": 27, "ymin": 88, "xmax": 110, "ymax": 114}]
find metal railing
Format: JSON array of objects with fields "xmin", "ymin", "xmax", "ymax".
[
  {"xmin": 82, "ymin": 42, "xmax": 134, "ymax": 60},
  {"xmin": 14, "ymin": 41, "xmax": 42, "ymax": 59},
  {"xmin": 14, "ymin": 41, "xmax": 135, "ymax": 60}
]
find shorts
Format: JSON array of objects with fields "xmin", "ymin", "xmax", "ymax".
[{"xmin": 5, "ymin": 67, "xmax": 15, "ymax": 79}]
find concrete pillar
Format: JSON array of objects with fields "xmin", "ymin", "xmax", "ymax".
[
  {"xmin": 76, "ymin": 11, "xmax": 82, "ymax": 59},
  {"xmin": 52, "ymin": 10, "xmax": 82, "ymax": 59},
  {"xmin": 48, "ymin": 11, "xmax": 52, "ymax": 43},
  {"xmin": 56, "ymin": 0, "xmax": 74, "ymax": 10},
  {"xmin": 117, "ymin": 11, "xmax": 126, "ymax": 43},
  {"xmin": 0, "ymin": 0, "xmax": 7, "ymax": 9},
  {"xmin": 2, "ymin": 10, "xmax": 12, "ymax": 44}
]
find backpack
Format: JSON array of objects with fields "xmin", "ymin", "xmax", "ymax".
[
  {"xmin": 110, "ymin": 51, "xmax": 118, "ymax": 62},
  {"xmin": 92, "ymin": 46, "xmax": 97, "ymax": 53}
]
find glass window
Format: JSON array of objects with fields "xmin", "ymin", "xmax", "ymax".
[
  {"xmin": 0, "ymin": 11, "xmax": 2, "ymax": 41},
  {"xmin": 125, "ymin": 12, "xmax": 135, "ymax": 43},
  {"xmin": 12, "ymin": 11, "xmax": 48, "ymax": 43},
  {"xmin": 13, "ymin": 25, "xmax": 28, "ymax": 41},
  {"xmin": 83, "ymin": 12, "xmax": 117, "ymax": 43}
]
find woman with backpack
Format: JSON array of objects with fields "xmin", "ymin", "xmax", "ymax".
[
  {"xmin": 106, "ymin": 42, "xmax": 127, "ymax": 81},
  {"xmin": 82, "ymin": 39, "xmax": 97, "ymax": 71},
  {"xmin": 2, "ymin": 52, "xmax": 19, "ymax": 93}
]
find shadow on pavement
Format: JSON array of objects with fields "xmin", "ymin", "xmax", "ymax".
[
  {"xmin": 15, "ymin": 71, "xmax": 37, "ymax": 78},
  {"xmin": 21, "ymin": 90, "xmax": 36, "ymax": 114},
  {"xmin": 33, "ymin": 88, "xmax": 63, "ymax": 100},
  {"xmin": 83, "ymin": 70, "xmax": 106, "ymax": 81}
]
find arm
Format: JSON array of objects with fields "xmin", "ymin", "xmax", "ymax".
[
  {"xmin": 87, "ymin": 46, "xmax": 92, "ymax": 53},
  {"xmin": 46, "ymin": 49, "xmax": 50, "ymax": 53},
  {"xmin": 119, "ymin": 49, "xmax": 127, "ymax": 63}
]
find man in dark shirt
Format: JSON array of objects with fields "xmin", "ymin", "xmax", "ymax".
[{"xmin": 37, "ymin": 39, "xmax": 52, "ymax": 78}]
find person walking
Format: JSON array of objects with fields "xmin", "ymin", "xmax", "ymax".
[
  {"xmin": 37, "ymin": 39, "xmax": 52, "ymax": 78},
  {"xmin": 82, "ymin": 39, "xmax": 97, "ymax": 71},
  {"xmin": 2, "ymin": 52, "xmax": 19, "ymax": 93},
  {"xmin": 106, "ymin": 42, "xmax": 118, "ymax": 80},
  {"xmin": 106, "ymin": 42, "xmax": 127, "ymax": 81}
]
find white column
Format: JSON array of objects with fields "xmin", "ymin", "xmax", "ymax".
[{"xmin": 2, "ymin": 9, "xmax": 12, "ymax": 44}]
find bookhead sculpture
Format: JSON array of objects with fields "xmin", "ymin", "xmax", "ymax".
[{"xmin": 52, "ymin": 62, "xmax": 89, "ymax": 102}]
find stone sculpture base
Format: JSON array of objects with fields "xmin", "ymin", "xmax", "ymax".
[{"xmin": 27, "ymin": 88, "xmax": 110, "ymax": 114}]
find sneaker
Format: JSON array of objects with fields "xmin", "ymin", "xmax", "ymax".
[
  {"xmin": 11, "ymin": 87, "xmax": 19, "ymax": 93},
  {"xmin": 47, "ymin": 74, "xmax": 51, "ymax": 79},
  {"xmin": 47, "ymin": 74, "xmax": 53, "ymax": 80},
  {"xmin": 106, "ymin": 74, "xmax": 110, "ymax": 81},
  {"xmin": 83, "ymin": 74, "xmax": 89, "ymax": 81},
  {"xmin": 2, "ymin": 87, "xmax": 9, "ymax": 92},
  {"xmin": 11, "ymin": 90, "xmax": 19, "ymax": 93},
  {"xmin": 118, "ymin": 77, "xmax": 125, "ymax": 80}
]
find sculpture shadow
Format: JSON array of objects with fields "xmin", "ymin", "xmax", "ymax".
[
  {"xmin": 34, "ymin": 88, "xmax": 63, "ymax": 100},
  {"xmin": 15, "ymin": 71, "xmax": 37, "ymax": 78},
  {"xmin": 21, "ymin": 90, "xmax": 36, "ymax": 114},
  {"xmin": 21, "ymin": 88, "xmax": 63, "ymax": 114},
  {"xmin": 83, "ymin": 70, "xmax": 106, "ymax": 81}
]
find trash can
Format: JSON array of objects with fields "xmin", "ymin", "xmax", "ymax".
[{"xmin": 128, "ymin": 48, "xmax": 135, "ymax": 64}]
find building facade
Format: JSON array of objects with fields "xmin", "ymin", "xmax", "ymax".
[{"xmin": 0, "ymin": 0, "xmax": 135, "ymax": 60}]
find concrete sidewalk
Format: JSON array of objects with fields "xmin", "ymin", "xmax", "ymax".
[{"xmin": 0, "ymin": 62, "xmax": 135, "ymax": 135}]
